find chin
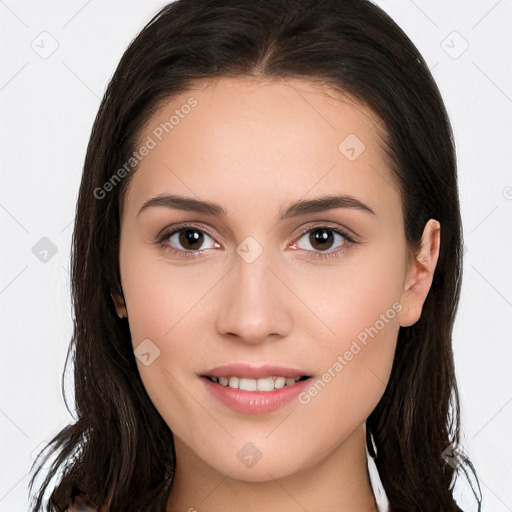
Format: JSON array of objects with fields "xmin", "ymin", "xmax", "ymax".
[{"xmin": 200, "ymin": 442, "xmax": 310, "ymax": 483}]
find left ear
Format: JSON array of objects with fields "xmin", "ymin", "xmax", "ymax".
[
  {"xmin": 110, "ymin": 289, "xmax": 128, "ymax": 318},
  {"xmin": 397, "ymin": 219, "xmax": 441, "ymax": 327}
]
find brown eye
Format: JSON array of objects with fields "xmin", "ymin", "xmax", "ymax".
[
  {"xmin": 308, "ymin": 228, "xmax": 336, "ymax": 251},
  {"xmin": 291, "ymin": 225, "xmax": 356, "ymax": 261},
  {"xmin": 296, "ymin": 227, "xmax": 350, "ymax": 253},
  {"xmin": 178, "ymin": 229, "xmax": 205, "ymax": 251},
  {"xmin": 158, "ymin": 225, "xmax": 218, "ymax": 255}
]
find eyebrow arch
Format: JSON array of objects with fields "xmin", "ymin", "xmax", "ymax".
[{"xmin": 137, "ymin": 193, "xmax": 376, "ymax": 219}]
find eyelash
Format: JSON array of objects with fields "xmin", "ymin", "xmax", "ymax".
[{"xmin": 155, "ymin": 222, "xmax": 357, "ymax": 260}]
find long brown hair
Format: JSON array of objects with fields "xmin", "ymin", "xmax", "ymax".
[{"xmin": 29, "ymin": 0, "xmax": 482, "ymax": 510}]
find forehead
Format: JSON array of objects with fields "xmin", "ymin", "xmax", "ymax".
[{"xmin": 123, "ymin": 76, "xmax": 399, "ymax": 220}]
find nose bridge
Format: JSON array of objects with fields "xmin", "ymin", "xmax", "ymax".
[{"xmin": 215, "ymin": 235, "xmax": 293, "ymax": 343}]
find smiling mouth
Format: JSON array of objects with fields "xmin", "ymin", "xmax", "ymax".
[{"xmin": 202, "ymin": 375, "xmax": 311, "ymax": 391}]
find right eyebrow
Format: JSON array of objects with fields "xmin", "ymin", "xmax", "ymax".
[{"xmin": 137, "ymin": 194, "xmax": 226, "ymax": 218}]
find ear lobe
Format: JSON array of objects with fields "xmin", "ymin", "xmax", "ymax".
[
  {"xmin": 398, "ymin": 219, "xmax": 441, "ymax": 327},
  {"xmin": 110, "ymin": 290, "xmax": 128, "ymax": 318}
]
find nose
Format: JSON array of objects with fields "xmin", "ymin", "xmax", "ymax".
[{"xmin": 214, "ymin": 244, "xmax": 293, "ymax": 345}]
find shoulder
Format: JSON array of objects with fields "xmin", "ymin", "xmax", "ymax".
[{"xmin": 68, "ymin": 492, "xmax": 98, "ymax": 512}]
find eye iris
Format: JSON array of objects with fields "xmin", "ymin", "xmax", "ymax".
[
  {"xmin": 179, "ymin": 229, "xmax": 203, "ymax": 250},
  {"xmin": 309, "ymin": 228, "xmax": 334, "ymax": 250}
]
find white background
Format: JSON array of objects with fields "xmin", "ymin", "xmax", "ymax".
[{"xmin": 0, "ymin": 0, "xmax": 511, "ymax": 510}]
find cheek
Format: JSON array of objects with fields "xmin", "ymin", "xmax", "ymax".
[
  {"xmin": 119, "ymin": 248, "xmax": 219, "ymax": 425},
  {"xmin": 297, "ymin": 240, "xmax": 404, "ymax": 347},
  {"xmin": 293, "ymin": 291, "xmax": 400, "ymax": 458},
  {"xmin": 292, "ymin": 244, "xmax": 403, "ymax": 412},
  {"xmin": 121, "ymin": 247, "xmax": 217, "ymax": 344}
]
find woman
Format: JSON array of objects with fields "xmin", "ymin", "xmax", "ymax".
[{"xmin": 29, "ymin": 0, "xmax": 482, "ymax": 511}]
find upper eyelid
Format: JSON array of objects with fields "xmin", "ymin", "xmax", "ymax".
[
  {"xmin": 158, "ymin": 222, "xmax": 217, "ymax": 242},
  {"xmin": 295, "ymin": 223, "xmax": 356, "ymax": 241}
]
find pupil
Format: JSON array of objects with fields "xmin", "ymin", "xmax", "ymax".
[
  {"xmin": 179, "ymin": 229, "xmax": 203, "ymax": 250},
  {"xmin": 310, "ymin": 228, "xmax": 333, "ymax": 250}
]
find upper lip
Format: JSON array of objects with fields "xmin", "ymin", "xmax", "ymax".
[{"xmin": 201, "ymin": 363, "xmax": 312, "ymax": 379}]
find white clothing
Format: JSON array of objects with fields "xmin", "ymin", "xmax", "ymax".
[{"xmin": 366, "ymin": 436, "xmax": 390, "ymax": 512}]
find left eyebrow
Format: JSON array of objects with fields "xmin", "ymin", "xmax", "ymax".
[
  {"xmin": 136, "ymin": 193, "xmax": 376, "ymax": 219},
  {"xmin": 279, "ymin": 194, "xmax": 376, "ymax": 218}
]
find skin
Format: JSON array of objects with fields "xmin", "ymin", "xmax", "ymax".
[{"xmin": 112, "ymin": 77, "xmax": 440, "ymax": 512}]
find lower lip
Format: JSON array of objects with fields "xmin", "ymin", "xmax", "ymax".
[{"xmin": 201, "ymin": 376, "xmax": 311, "ymax": 414}]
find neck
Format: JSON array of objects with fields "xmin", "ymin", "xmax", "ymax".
[{"xmin": 166, "ymin": 425, "xmax": 378, "ymax": 512}]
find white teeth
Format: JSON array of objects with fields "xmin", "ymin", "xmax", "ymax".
[
  {"xmin": 208, "ymin": 375, "xmax": 306, "ymax": 391},
  {"xmin": 274, "ymin": 376, "xmax": 286, "ymax": 389},
  {"xmin": 239, "ymin": 378, "xmax": 257, "ymax": 391},
  {"xmin": 256, "ymin": 376, "xmax": 274, "ymax": 391}
]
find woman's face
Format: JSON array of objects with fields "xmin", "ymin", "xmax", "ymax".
[{"xmin": 116, "ymin": 77, "xmax": 435, "ymax": 481}]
